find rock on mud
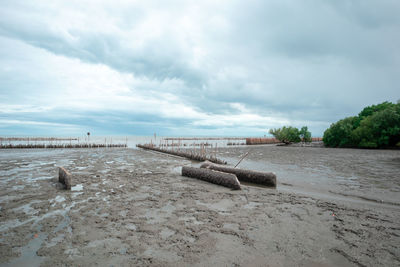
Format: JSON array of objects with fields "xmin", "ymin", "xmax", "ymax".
[
  {"xmin": 182, "ymin": 166, "xmax": 241, "ymax": 190},
  {"xmin": 58, "ymin": 167, "xmax": 72, "ymax": 190}
]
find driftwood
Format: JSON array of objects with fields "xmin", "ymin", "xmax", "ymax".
[
  {"xmin": 182, "ymin": 166, "xmax": 241, "ymax": 190},
  {"xmin": 58, "ymin": 167, "xmax": 72, "ymax": 190},
  {"xmin": 201, "ymin": 162, "xmax": 276, "ymax": 187},
  {"xmin": 137, "ymin": 144, "xmax": 227, "ymax": 165}
]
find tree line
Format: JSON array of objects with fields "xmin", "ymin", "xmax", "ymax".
[
  {"xmin": 323, "ymin": 101, "xmax": 400, "ymax": 148},
  {"xmin": 268, "ymin": 101, "xmax": 400, "ymax": 148}
]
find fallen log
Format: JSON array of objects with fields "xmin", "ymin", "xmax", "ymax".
[
  {"xmin": 200, "ymin": 162, "xmax": 276, "ymax": 187},
  {"xmin": 182, "ymin": 166, "xmax": 241, "ymax": 190},
  {"xmin": 58, "ymin": 167, "xmax": 72, "ymax": 190}
]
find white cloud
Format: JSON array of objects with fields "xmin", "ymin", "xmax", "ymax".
[
  {"xmin": 0, "ymin": 119, "xmax": 78, "ymax": 128},
  {"xmin": 0, "ymin": 0, "xmax": 399, "ymax": 136}
]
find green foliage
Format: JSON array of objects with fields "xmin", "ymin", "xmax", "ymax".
[
  {"xmin": 323, "ymin": 101, "xmax": 400, "ymax": 148},
  {"xmin": 299, "ymin": 126, "xmax": 312, "ymax": 142},
  {"xmin": 323, "ymin": 116, "xmax": 358, "ymax": 147},
  {"xmin": 269, "ymin": 126, "xmax": 311, "ymax": 144},
  {"xmin": 358, "ymin": 101, "xmax": 395, "ymax": 120}
]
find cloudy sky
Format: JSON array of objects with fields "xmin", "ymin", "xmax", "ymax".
[{"xmin": 1, "ymin": 0, "xmax": 399, "ymax": 137}]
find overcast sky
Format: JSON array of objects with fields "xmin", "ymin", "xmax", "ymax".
[{"xmin": 1, "ymin": 0, "xmax": 399, "ymax": 137}]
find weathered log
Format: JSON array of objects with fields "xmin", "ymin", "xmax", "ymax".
[
  {"xmin": 58, "ymin": 167, "xmax": 72, "ymax": 190},
  {"xmin": 182, "ymin": 166, "xmax": 241, "ymax": 190},
  {"xmin": 200, "ymin": 162, "xmax": 276, "ymax": 187}
]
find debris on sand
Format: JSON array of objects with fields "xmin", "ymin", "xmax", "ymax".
[
  {"xmin": 201, "ymin": 162, "xmax": 276, "ymax": 187},
  {"xmin": 58, "ymin": 167, "xmax": 72, "ymax": 190},
  {"xmin": 182, "ymin": 166, "xmax": 241, "ymax": 190}
]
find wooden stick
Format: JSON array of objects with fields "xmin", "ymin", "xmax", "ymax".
[{"xmin": 234, "ymin": 151, "xmax": 250, "ymax": 168}]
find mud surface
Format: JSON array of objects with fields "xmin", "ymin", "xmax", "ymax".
[{"xmin": 0, "ymin": 147, "xmax": 399, "ymax": 266}]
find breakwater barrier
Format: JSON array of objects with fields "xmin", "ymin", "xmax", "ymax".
[
  {"xmin": 246, "ymin": 137, "xmax": 323, "ymax": 145},
  {"xmin": 0, "ymin": 143, "xmax": 127, "ymax": 149},
  {"xmin": 163, "ymin": 137, "xmax": 246, "ymax": 141},
  {"xmin": 137, "ymin": 144, "xmax": 227, "ymax": 164},
  {"xmin": 246, "ymin": 138, "xmax": 281, "ymax": 145}
]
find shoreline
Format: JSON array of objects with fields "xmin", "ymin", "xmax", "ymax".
[{"xmin": 0, "ymin": 146, "xmax": 399, "ymax": 266}]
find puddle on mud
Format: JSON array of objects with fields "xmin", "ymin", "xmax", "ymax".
[
  {"xmin": 196, "ymin": 199, "xmax": 233, "ymax": 212},
  {"xmin": 102, "ymin": 196, "xmax": 110, "ymax": 203},
  {"xmin": 4, "ymin": 233, "xmax": 46, "ymax": 267},
  {"xmin": 119, "ymin": 210, "xmax": 127, "ymax": 217},
  {"xmin": 75, "ymin": 166, "xmax": 87, "ymax": 170},
  {"xmin": 0, "ymin": 219, "xmax": 24, "ymax": 232},
  {"xmin": 160, "ymin": 228, "xmax": 175, "ymax": 239},
  {"xmin": 143, "ymin": 247, "xmax": 180, "ymax": 262},
  {"xmin": 161, "ymin": 202, "xmax": 176, "ymax": 214},
  {"xmin": 171, "ymin": 166, "xmax": 182, "ymax": 174},
  {"xmin": 179, "ymin": 216, "xmax": 203, "ymax": 225},
  {"xmin": 144, "ymin": 202, "xmax": 177, "ymax": 224},
  {"xmin": 240, "ymin": 181, "xmax": 276, "ymax": 189},
  {"xmin": 223, "ymin": 223, "xmax": 239, "ymax": 231},
  {"xmin": 54, "ymin": 215, "xmax": 71, "ymax": 233},
  {"xmin": 54, "ymin": 195, "xmax": 66, "ymax": 203},
  {"xmin": 71, "ymin": 184, "xmax": 83, "ymax": 191},
  {"xmin": 182, "ymin": 235, "xmax": 196, "ymax": 243},
  {"xmin": 72, "ymin": 192, "xmax": 83, "ymax": 197},
  {"xmin": 243, "ymin": 201, "xmax": 260, "ymax": 210},
  {"xmin": 12, "ymin": 202, "xmax": 39, "ymax": 215},
  {"xmin": 126, "ymin": 223, "xmax": 137, "ymax": 231},
  {"xmin": 30, "ymin": 176, "xmax": 53, "ymax": 181},
  {"xmin": 46, "ymin": 233, "xmax": 65, "ymax": 247},
  {"xmin": 144, "ymin": 209, "xmax": 162, "ymax": 224}
]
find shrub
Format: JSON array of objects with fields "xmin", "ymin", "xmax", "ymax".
[
  {"xmin": 269, "ymin": 126, "xmax": 310, "ymax": 144},
  {"xmin": 323, "ymin": 101, "xmax": 400, "ymax": 148}
]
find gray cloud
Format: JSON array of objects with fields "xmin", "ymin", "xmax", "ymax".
[{"xmin": 1, "ymin": 0, "xmax": 399, "ymax": 136}]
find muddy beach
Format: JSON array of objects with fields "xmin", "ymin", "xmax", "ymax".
[{"xmin": 0, "ymin": 146, "xmax": 399, "ymax": 266}]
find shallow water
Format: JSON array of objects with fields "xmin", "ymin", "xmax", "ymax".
[{"xmin": 218, "ymin": 146, "xmax": 400, "ymax": 207}]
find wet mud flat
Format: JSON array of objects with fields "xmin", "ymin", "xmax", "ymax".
[{"xmin": 0, "ymin": 147, "xmax": 399, "ymax": 266}]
